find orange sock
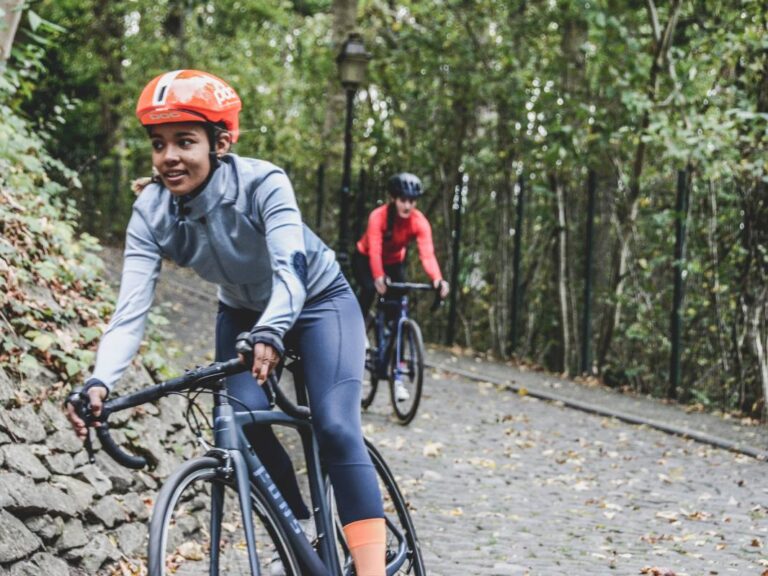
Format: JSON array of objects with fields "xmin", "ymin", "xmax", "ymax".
[{"xmin": 343, "ymin": 517, "xmax": 386, "ymax": 576}]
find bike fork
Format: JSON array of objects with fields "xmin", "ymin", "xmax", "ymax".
[
  {"xmin": 234, "ymin": 451, "xmax": 262, "ymax": 575},
  {"xmin": 392, "ymin": 317, "xmax": 407, "ymax": 381},
  {"xmin": 209, "ymin": 479, "xmax": 224, "ymax": 575},
  {"xmin": 213, "ymin": 400, "xmax": 261, "ymax": 575}
]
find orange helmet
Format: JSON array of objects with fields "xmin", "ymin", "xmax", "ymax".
[{"xmin": 136, "ymin": 70, "xmax": 242, "ymax": 143}]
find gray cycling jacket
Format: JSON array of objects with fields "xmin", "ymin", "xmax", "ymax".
[{"xmin": 92, "ymin": 154, "xmax": 340, "ymax": 390}]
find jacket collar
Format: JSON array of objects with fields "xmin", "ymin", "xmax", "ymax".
[{"xmin": 173, "ymin": 155, "xmax": 233, "ymax": 220}]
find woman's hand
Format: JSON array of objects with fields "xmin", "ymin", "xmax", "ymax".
[
  {"xmin": 66, "ymin": 386, "xmax": 107, "ymax": 440},
  {"xmin": 374, "ymin": 276, "xmax": 388, "ymax": 295},
  {"xmin": 251, "ymin": 342, "xmax": 280, "ymax": 384},
  {"xmin": 434, "ymin": 279, "xmax": 450, "ymax": 299}
]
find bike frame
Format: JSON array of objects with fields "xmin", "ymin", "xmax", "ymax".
[
  {"xmin": 211, "ymin": 380, "xmax": 338, "ymax": 576},
  {"xmin": 86, "ymin": 357, "xmax": 413, "ymax": 576},
  {"xmin": 373, "ymin": 295, "xmax": 411, "ymax": 382},
  {"xmin": 82, "ymin": 359, "xmax": 414, "ymax": 576}
]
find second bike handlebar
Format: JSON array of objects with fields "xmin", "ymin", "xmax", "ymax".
[{"xmin": 383, "ymin": 280, "xmax": 445, "ymax": 311}]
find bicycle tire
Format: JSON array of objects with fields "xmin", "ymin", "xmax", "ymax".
[
  {"xmin": 329, "ymin": 439, "xmax": 426, "ymax": 575},
  {"xmin": 389, "ymin": 319, "xmax": 425, "ymax": 425},
  {"xmin": 148, "ymin": 455, "xmax": 301, "ymax": 576},
  {"xmin": 362, "ymin": 315, "xmax": 380, "ymax": 409}
]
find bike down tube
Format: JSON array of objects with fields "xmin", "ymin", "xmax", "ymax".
[
  {"xmin": 296, "ymin": 421, "xmax": 342, "ymax": 575},
  {"xmin": 232, "ymin": 449, "xmax": 262, "ymax": 576},
  {"xmin": 285, "ymin": 365, "xmax": 344, "ymax": 574},
  {"xmin": 235, "ymin": 415, "xmax": 330, "ymax": 576},
  {"xmin": 392, "ymin": 299, "xmax": 409, "ymax": 383}
]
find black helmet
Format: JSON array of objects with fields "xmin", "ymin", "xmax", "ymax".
[{"xmin": 388, "ymin": 173, "xmax": 423, "ymax": 200}]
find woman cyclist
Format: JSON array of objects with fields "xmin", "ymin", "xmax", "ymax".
[
  {"xmin": 65, "ymin": 70, "xmax": 386, "ymax": 575},
  {"xmin": 353, "ymin": 173, "xmax": 449, "ymax": 400}
]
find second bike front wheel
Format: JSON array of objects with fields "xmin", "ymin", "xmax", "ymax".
[
  {"xmin": 389, "ymin": 319, "xmax": 425, "ymax": 425},
  {"xmin": 148, "ymin": 455, "xmax": 301, "ymax": 576}
]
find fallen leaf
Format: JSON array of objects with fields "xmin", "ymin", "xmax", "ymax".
[
  {"xmin": 655, "ymin": 511, "xmax": 679, "ymax": 523},
  {"xmin": 423, "ymin": 441, "xmax": 444, "ymax": 457},
  {"xmin": 177, "ymin": 541, "xmax": 204, "ymax": 560},
  {"xmin": 640, "ymin": 567, "xmax": 676, "ymax": 576}
]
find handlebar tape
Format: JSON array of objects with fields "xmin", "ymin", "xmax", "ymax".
[{"xmin": 96, "ymin": 424, "xmax": 148, "ymax": 469}]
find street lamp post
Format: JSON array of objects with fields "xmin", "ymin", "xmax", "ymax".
[{"xmin": 336, "ymin": 32, "xmax": 369, "ymax": 273}]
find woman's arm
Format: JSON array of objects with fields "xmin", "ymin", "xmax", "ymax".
[
  {"xmin": 251, "ymin": 170, "xmax": 308, "ymax": 338},
  {"xmin": 366, "ymin": 207, "xmax": 387, "ymax": 281},
  {"xmin": 90, "ymin": 210, "xmax": 162, "ymax": 392},
  {"xmin": 413, "ymin": 211, "xmax": 443, "ymax": 282}
]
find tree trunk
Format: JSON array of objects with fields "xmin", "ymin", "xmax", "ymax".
[
  {"xmin": 494, "ymin": 100, "xmax": 515, "ymax": 357},
  {"xmin": 0, "ymin": 0, "xmax": 24, "ymax": 69},
  {"xmin": 92, "ymin": 0, "xmax": 126, "ymax": 236},
  {"xmin": 163, "ymin": 0, "xmax": 189, "ymax": 65},
  {"xmin": 597, "ymin": 0, "xmax": 682, "ymax": 371},
  {"xmin": 321, "ymin": 0, "xmax": 358, "ymax": 146},
  {"xmin": 319, "ymin": 0, "xmax": 358, "ymax": 238},
  {"xmin": 706, "ymin": 181, "xmax": 730, "ymax": 392},
  {"xmin": 747, "ymin": 290, "xmax": 768, "ymax": 418},
  {"xmin": 733, "ymin": 32, "xmax": 768, "ymax": 416},
  {"xmin": 551, "ymin": 174, "xmax": 571, "ymax": 374}
]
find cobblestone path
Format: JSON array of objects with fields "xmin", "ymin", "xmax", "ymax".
[{"xmin": 111, "ymin": 250, "xmax": 767, "ymax": 576}]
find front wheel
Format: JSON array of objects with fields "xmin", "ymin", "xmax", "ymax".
[
  {"xmin": 366, "ymin": 438, "xmax": 426, "ymax": 575},
  {"xmin": 148, "ymin": 455, "xmax": 301, "ymax": 576},
  {"xmin": 329, "ymin": 439, "xmax": 426, "ymax": 575},
  {"xmin": 389, "ymin": 319, "xmax": 425, "ymax": 425}
]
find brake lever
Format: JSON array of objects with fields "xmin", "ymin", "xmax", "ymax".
[
  {"xmin": 83, "ymin": 428, "xmax": 96, "ymax": 464},
  {"xmin": 431, "ymin": 288, "xmax": 445, "ymax": 312},
  {"xmin": 236, "ymin": 333, "xmax": 278, "ymax": 408},
  {"xmin": 66, "ymin": 390, "xmax": 97, "ymax": 464},
  {"xmin": 263, "ymin": 373, "xmax": 277, "ymax": 409}
]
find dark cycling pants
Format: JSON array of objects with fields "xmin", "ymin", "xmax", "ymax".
[
  {"xmin": 352, "ymin": 250, "xmax": 406, "ymax": 318},
  {"xmin": 215, "ymin": 274, "xmax": 383, "ymax": 526}
]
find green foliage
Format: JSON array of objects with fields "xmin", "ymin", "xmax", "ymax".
[
  {"xmin": 0, "ymin": 89, "xmax": 173, "ymax": 392},
  {"xmin": 6, "ymin": 0, "xmax": 767, "ymax": 415}
]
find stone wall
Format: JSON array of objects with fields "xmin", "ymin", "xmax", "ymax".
[{"xmin": 0, "ymin": 363, "xmax": 195, "ymax": 574}]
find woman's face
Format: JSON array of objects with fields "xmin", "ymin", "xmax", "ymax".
[
  {"xmin": 149, "ymin": 123, "xmax": 229, "ymax": 196},
  {"xmin": 394, "ymin": 196, "xmax": 416, "ymax": 218}
]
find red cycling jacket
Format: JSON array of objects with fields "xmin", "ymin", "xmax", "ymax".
[{"xmin": 356, "ymin": 204, "xmax": 443, "ymax": 282}]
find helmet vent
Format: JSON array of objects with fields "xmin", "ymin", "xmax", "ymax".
[{"xmin": 152, "ymin": 70, "xmax": 183, "ymax": 105}]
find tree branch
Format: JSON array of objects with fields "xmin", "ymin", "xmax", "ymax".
[{"xmin": 646, "ymin": 0, "xmax": 661, "ymax": 44}]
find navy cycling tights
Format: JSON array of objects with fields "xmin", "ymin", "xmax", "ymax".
[{"xmin": 215, "ymin": 275, "xmax": 384, "ymax": 526}]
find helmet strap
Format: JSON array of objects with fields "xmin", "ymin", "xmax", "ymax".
[
  {"xmin": 179, "ymin": 124, "xmax": 220, "ymax": 203},
  {"xmin": 204, "ymin": 123, "xmax": 221, "ymax": 170}
]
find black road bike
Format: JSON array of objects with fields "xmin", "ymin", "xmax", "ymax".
[
  {"xmin": 69, "ymin": 341, "xmax": 425, "ymax": 575},
  {"xmin": 363, "ymin": 282, "xmax": 441, "ymax": 425}
]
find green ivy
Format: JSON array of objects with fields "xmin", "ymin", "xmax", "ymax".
[{"xmin": 0, "ymin": 95, "xmax": 173, "ymax": 397}]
